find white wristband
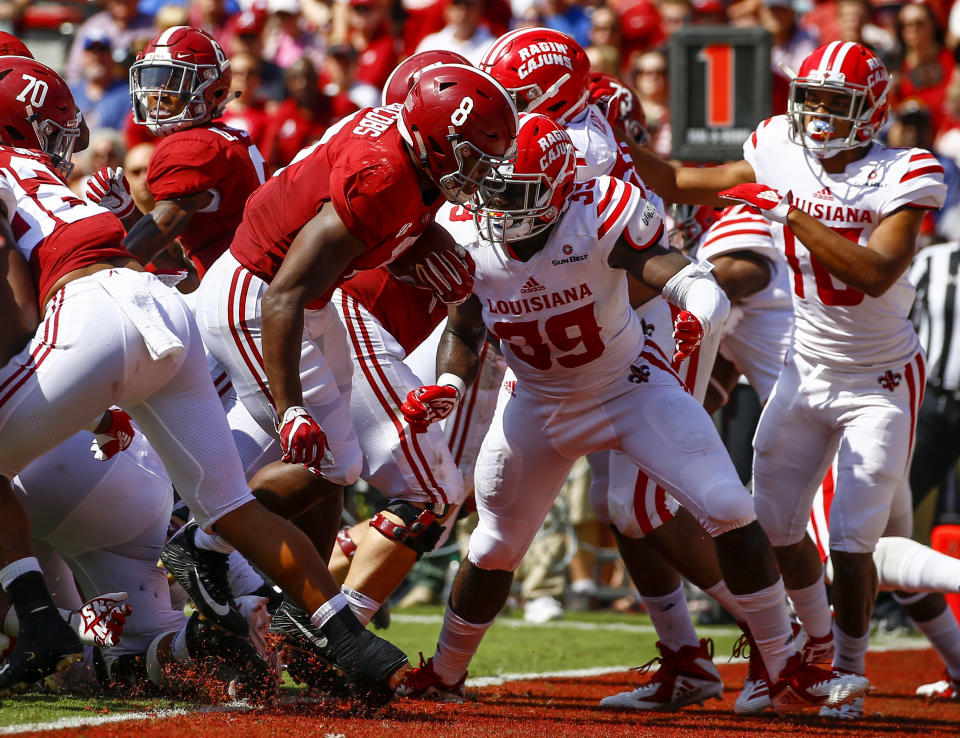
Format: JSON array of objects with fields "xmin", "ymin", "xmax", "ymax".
[{"xmin": 437, "ymin": 372, "xmax": 466, "ymax": 399}]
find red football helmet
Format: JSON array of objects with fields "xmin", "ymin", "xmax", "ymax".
[
  {"xmin": 399, "ymin": 64, "xmax": 518, "ymax": 205},
  {"xmin": 382, "ymin": 50, "xmax": 470, "ymax": 106},
  {"xmin": 130, "ymin": 26, "xmax": 233, "ymax": 136},
  {"xmin": 479, "ymin": 27, "xmax": 590, "ymax": 124},
  {"xmin": 788, "ymin": 41, "xmax": 890, "ymax": 155},
  {"xmin": 588, "ymin": 71, "xmax": 649, "ymax": 147},
  {"xmin": 475, "ymin": 113, "xmax": 576, "ymax": 244},
  {"xmin": 0, "ymin": 32, "xmax": 32, "ymax": 59},
  {"xmin": 0, "ymin": 58, "xmax": 80, "ymax": 175}
]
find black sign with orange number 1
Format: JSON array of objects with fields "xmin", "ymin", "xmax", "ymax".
[{"xmin": 669, "ymin": 26, "xmax": 772, "ymax": 162}]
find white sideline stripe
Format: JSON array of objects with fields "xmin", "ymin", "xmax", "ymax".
[{"xmin": 0, "ymin": 634, "xmax": 930, "ymax": 735}]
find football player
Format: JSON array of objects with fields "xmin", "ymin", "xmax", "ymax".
[
  {"xmin": 0, "ymin": 57, "xmax": 407, "ymax": 695},
  {"xmin": 85, "ymin": 26, "xmax": 265, "ymax": 281},
  {"xmin": 629, "ymin": 40, "xmax": 946, "ymax": 710},
  {"xmin": 192, "ymin": 63, "xmax": 516, "ymax": 657},
  {"xmin": 395, "ymin": 113, "xmax": 868, "ymax": 713}
]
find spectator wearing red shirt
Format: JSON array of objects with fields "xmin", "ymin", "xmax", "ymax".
[
  {"xmin": 349, "ymin": 0, "xmax": 399, "ymax": 90},
  {"xmin": 225, "ymin": 6, "xmax": 287, "ymax": 101},
  {"xmin": 222, "ymin": 52, "xmax": 272, "ymax": 150},
  {"xmin": 189, "ymin": 0, "xmax": 236, "ymax": 48},
  {"xmin": 893, "ymin": 0, "xmax": 955, "ymax": 135},
  {"xmin": 262, "ymin": 57, "xmax": 334, "ymax": 171},
  {"xmin": 321, "ymin": 43, "xmax": 379, "ymax": 119}
]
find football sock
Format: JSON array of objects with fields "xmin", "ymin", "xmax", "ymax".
[
  {"xmin": 875, "ymin": 537, "xmax": 960, "ymax": 592},
  {"xmin": 703, "ymin": 580, "xmax": 747, "ymax": 623},
  {"xmin": 733, "ymin": 579, "xmax": 795, "ymax": 682},
  {"xmin": 433, "ymin": 608, "xmax": 494, "ymax": 685},
  {"xmin": 193, "ymin": 528, "xmax": 234, "ymax": 555},
  {"xmin": 903, "ymin": 604, "xmax": 960, "ymax": 678},
  {"xmin": 341, "ymin": 585, "xmax": 381, "ymax": 627},
  {"xmin": 226, "ymin": 550, "xmax": 264, "ymax": 598},
  {"xmin": 786, "ymin": 570, "xmax": 833, "ymax": 640},
  {"xmin": 832, "ymin": 623, "xmax": 869, "ymax": 674},
  {"xmin": 641, "ymin": 584, "xmax": 699, "ymax": 650},
  {"xmin": 310, "ymin": 591, "xmax": 349, "ymax": 629},
  {"xmin": 1, "ymin": 560, "xmax": 60, "ymax": 626}
]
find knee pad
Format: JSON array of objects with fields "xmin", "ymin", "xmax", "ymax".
[
  {"xmin": 700, "ymin": 483, "xmax": 757, "ymax": 537},
  {"xmin": 466, "ymin": 528, "xmax": 523, "ymax": 572},
  {"xmin": 369, "ymin": 500, "xmax": 446, "ymax": 558}
]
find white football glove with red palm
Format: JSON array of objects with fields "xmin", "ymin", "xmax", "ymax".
[
  {"xmin": 401, "ymin": 374, "xmax": 465, "ymax": 431},
  {"xmin": 84, "ymin": 167, "xmax": 135, "ymax": 219},
  {"xmin": 719, "ymin": 183, "xmax": 794, "ymax": 224},
  {"xmin": 278, "ymin": 405, "xmax": 329, "ymax": 467},
  {"xmin": 68, "ymin": 592, "xmax": 132, "ymax": 647},
  {"xmin": 673, "ymin": 310, "xmax": 704, "ymax": 363},
  {"xmin": 416, "ymin": 248, "xmax": 475, "ymax": 305}
]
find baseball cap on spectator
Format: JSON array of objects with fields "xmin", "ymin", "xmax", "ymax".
[
  {"xmin": 84, "ymin": 31, "xmax": 113, "ymax": 52},
  {"xmin": 267, "ymin": 0, "xmax": 300, "ymax": 14},
  {"xmin": 692, "ymin": 0, "xmax": 726, "ymax": 15},
  {"xmin": 234, "ymin": 8, "xmax": 267, "ymax": 35},
  {"xmin": 329, "ymin": 42, "xmax": 358, "ymax": 58}
]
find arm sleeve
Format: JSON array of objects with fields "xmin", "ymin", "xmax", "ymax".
[{"xmin": 147, "ymin": 136, "xmax": 226, "ymax": 202}]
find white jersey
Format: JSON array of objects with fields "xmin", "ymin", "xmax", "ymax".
[
  {"xmin": 696, "ymin": 205, "xmax": 794, "ymax": 402},
  {"xmin": 744, "ymin": 115, "xmax": 946, "ymax": 368},
  {"xmin": 467, "ymin": 175, "xmax": 664, "ymax": 398}
]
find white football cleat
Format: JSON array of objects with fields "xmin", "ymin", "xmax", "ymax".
[
  {"xmin": 600, "ymin": 638, "xmax": 723, "ymax": 711},
  {"xmin": 916, "ymin": 672, "xmax": 959, "ymax": 700},
  {"xmin": 819, "ymin": 695, "xmax": 864, "ymax": 719},
  {"xmin": 732, "ymin": 631, "xmax": 771, "ymax": 715}
]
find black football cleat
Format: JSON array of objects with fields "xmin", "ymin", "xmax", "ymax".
[
  {"xmin": 160, "ymin": 522, "xmax": 248, "ymax": 635},
  {"xmin": 0, "ymin": 616, "xmax": 83, "ymax": 696}
]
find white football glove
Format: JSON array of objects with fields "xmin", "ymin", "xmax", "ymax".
[
  {"xmin": 84, "ymin": 167, "xmax": 135, "ymax": 219},
  {"xmin": 67, "ymin": 592, "xmax": 132, "ymax": 647}
]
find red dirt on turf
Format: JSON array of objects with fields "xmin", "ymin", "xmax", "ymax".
[{"xmin": 28, "ymin": 648, "xmax": 960, "ymax": 737}]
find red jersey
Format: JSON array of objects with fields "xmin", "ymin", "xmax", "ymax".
[
  {"xmin": 147, "ymin": 121, "xmax": 266, "ymax": 278},
  {"xmin": 230, "ymin": 104, "xmax": 444, "ymax": 308},
  {"xmin": 0, "ymin": 146, "xmax": 128, "ymax": 306},
  {"xmin": 340, "ymin": 267, "xmax": 445, "ymax": 355}
]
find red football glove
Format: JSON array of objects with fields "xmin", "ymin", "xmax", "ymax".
[
  {"xmin": 84, "ymin": 167, "xmax": 135, "ymax": 219},
  {"xmin": 91, "ymin": 408, "xmax": 135, "ymax": 461},
  {"xmin": 416, "ymin": 248, "xmax": 475, "ymax": 305},
  {"xmin": 719, "ymin": 183, "xmax": 794, "ymax": 224},
  {"xmin": 401, "ymin": 385, "xmax": 461, "ymax": 431},
  {"xmin": 68, "ymin": 592, "xmax": 132, "ymax": 647},
  {"xmin": 278, "ymin": 405, "xmax": 328, "ymax": 466},
  {"xmin": 673, "ymin": 310, "xmax": 704, "ymax": 363}
]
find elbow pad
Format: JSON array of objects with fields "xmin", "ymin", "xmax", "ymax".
[{"xmin": 661, "ymin": 261, "xmax": 730, "ymax": 337}]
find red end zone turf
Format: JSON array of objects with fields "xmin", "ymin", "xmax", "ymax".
[{"xmin": 36, "ymin": 648, "xmax": 960, "ymax": 737}]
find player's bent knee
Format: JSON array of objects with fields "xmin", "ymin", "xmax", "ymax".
[
  {"xmin": 368, "ymin": 500, "xmax": 445, "ymax": 558},
  {"xmin": 466, "ymin": 531, "xmax": 523, "ymax": 572},
  {"xmin": 699, "ymin": 485, "xmax": 757, "ymax": 537}
]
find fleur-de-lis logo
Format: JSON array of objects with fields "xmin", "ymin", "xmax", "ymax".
[
  {"xmin": 640, "ymin": 319, "xmax": 655, "ymax": 337},
  {"xmin": 628, "ymin": 363, "xmax": 650, "ymax": 384},
  {"xmin": 878, "ymin": 370, "xmax": 901, "ymax": 392}
]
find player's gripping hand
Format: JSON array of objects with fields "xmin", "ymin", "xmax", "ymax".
[
  {"xmin": 84, "ymin": 167, "xmax": 135, "ymax": 219},
  {"xmin": 416, "ymin": 249, "xmax": 475, "ymax": 304},
  {"xmin": 91, "ymin": 408, "xmax": 135, "ymax": 461},
  {"xmin": 401, "ymin": 375, "xmax": 464, "ymax": 431},
  {"xmin": 68, "ymin": 593, "xmax": 132, "ymax": 647},
  {"xmin": 719, "ymin": 183, "xmax": 794, "ymax": 224},
  {"xmin": 278, "ymin": 405, "xmax": 328, "ymax": 466},
  {"xmin": 673, "ymin": 310, "xmax": 704, "ymax": 363}
]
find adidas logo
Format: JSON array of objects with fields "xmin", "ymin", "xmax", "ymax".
[
  {"xmin": 812, "ymin": 187, "xmax": 833, "ymax": 201},
  {"xmin": 520, "ymin": 276, "xmax": 546, "ymax": 294}
]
